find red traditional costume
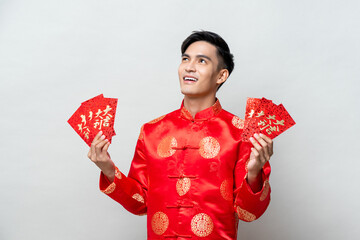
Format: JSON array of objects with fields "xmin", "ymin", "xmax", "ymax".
[{"xmin": 100, "ymin": 99, "xmax": 271, "ymax": 239}]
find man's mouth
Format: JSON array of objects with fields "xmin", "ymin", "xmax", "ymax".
[{"xmin": 183, "ymin": 76, "xmax": 198, "ymax": 82}]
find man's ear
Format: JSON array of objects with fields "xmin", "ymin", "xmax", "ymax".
[{"xmin": 216, "ymin": 69, "xmax": 229, "ymax": 85}]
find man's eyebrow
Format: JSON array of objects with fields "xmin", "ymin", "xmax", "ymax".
[{"xmin": 181, "ymin": 53, "xmax": 212, "ymax": 61}]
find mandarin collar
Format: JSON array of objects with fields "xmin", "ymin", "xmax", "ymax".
[{"xmin": 180, "ymin": 98, "xmax": 222, "ymax": 121}]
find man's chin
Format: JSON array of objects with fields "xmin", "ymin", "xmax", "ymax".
[
  {"xmin": 181, "ymin": 91, "xmax": 205, "ymax": 99},
  {"xmin": 180, "ymin": 89, "xmax": 196, "ymax": 97}
]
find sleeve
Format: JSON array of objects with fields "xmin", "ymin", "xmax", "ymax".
[
  {"xmin": 233, "ymin": 141, "xmax": 271, "ymax": 222},
  {"xmin": 99, "ymin": 125, "xmax": 148, "ymax": 215}
]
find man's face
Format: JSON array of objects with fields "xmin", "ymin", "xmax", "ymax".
[{"xmin": 178, "ymin": 41, "xmax": 225, "ymax": 98}]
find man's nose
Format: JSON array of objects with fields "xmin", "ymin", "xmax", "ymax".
[{"xmin": 185, "ymin": 60, "xmax": 196, "ymax": 72}]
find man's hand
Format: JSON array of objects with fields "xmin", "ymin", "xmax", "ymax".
[
  {"xmin": 247, "ymin": 133, "xmax": 274, "ymax": 186},
  {"xmin": 88, "ymin": 131, "xmax": 115, "ymax": 182}
]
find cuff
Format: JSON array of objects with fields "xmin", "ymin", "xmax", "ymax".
[
  {"xmin": 236, "ymin": 161, "xmax": 271, "ymax": 198},
  {"xmin": 233, "ymin": 161, "xmax": 271, "ymax": 222},
  {"xmin": 99, "ymin": 166, "xmax": 124, "ymax": 194}
]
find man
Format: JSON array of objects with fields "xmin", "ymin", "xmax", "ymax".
[{"xmin": 88, "ymin": 31, "xmax": 273, "ymax": 239}]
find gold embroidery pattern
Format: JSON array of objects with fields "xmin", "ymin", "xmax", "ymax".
[
  {"xmin": 260, "ymin": 180, "xmax": 270, "ymax": 201},
  {"xmin": 157, "ymin": 136, "xmax": 177, "ymax": 158},
  {"xmin": 151, "ymin": 211, "xmax": 169, "ymax": 235},
  {"xmin": 115, "ymin": 168, "xmax": 122, "ymax": 180},
  {"xmin": 236, "ymin": 206, "xmax": 256, "ymax": 222},
  {"xmin": 199, "ymin": 137, "xmax": 220, "ymax": 159},
  {"xmin": 212, "ymin": 100, "xmax": 222, "ymax": 115},
  {"xmin": 176, "ymin": 177, "xmax": 191, "ymax": 196},
  {"xmin": 232, "ymin": 116, "xmax": 244, "ymax": 129},
  {"xmin": 132, "ymin": 193, "xmax": 145, "ymax": 204},
  {"xmin": 180, "ymin": 107, "xmax": 193, "ymax": 121},
  {"xmin": 191, "ymin": 213, "xmax": 214, "ymax": 237},
  {"xmin": 148, "ymin": 115, "xmax": 166, "ymax": 124},
  {"xmin": 220, "ymin": 179, "xmax": 233, "ymax": 201},
  {"xmin": 102, "ymin": 182, "xmax": 116, "ymax": 194}
]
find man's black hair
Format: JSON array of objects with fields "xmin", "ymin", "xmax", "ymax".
[{"xmin": 181, "ymin": 30, "xmax": 234, "ymax": 90}]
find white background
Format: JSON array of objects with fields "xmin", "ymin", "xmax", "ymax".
[{"xmin": 0, "ymin": 0, "xmax": 359, "ymax": 239}]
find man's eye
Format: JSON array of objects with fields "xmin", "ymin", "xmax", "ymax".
[
  {"xmin": 200, "ymin": 59, "xmax": 206, "ymax": 63},
  {"xmin": 182, "ymin": 57, "xmax": 189, "ymax": 61}
]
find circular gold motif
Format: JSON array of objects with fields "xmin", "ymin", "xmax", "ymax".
[
  {"xmin": 132, "ymin": 193, "xmax": 145, "ymax": 203},
  {"xmin": 199, "ymin": 137, "xmax": 220, "ymax": 159},
  {"xmin": 102, "ymin": 182, "xmax": 116, "ymax": 194},
  {"xmin": 191, "ymin": 213, "xmax": 214, "ymax": 237},
  {"xmin": 148, "ymin": 115, "xmax": 165, "ymax": 124},
  {"xmin": 115, "ymin": 168, "xmax": 122, "ymax": 180},
  {"xmin": 157, "ymin": 136, "xmax": 177, "ymax": 158},
  {"xmin": 220, "ymin": 179, "xmax": 233, "ymax": 201},
  {"xmin": 232, "ymin": 116, "xmax": 244, "ymax": 129},
  {"xmin": 260, "ymin": 180, "xmax": 270, "ymax": 201},
  {"xmin": 151, "ymin": 211, "xmax": 169, "ymax": 235},
  {"xmin": 176, "ymin": 177, "xmax": 191, "ymax": 196},
  {"xmin": 236, "ymin": 206, "xmax": 256, "ymax": 222}
]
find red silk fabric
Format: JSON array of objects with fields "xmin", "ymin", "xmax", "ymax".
[{"xmin": 100, "ymin": 99, "xmax": 271, "ymax": 239}]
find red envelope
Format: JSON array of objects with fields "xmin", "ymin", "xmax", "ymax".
[
  {"xmin": 241, "ymin": 97, "xmax": 295, "ymax": 142},
  {"xmin": 82, "ymin": 94, "xmax": 103, "ymax": 105},
  {"xmin": 245, "ymin": 97, "xmax": 261, "ymax": 120},
  {"xmin": 68, "ymin": 94, "xmax": 118, "ymax": 146}
]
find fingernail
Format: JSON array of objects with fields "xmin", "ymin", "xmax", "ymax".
[
  {"xmin": 254, "ymin": 133, "xmax": 259, "ymax": 137},
  {"xmin": 100, "ymin": 135, "xmax": 105, "ymax": 140},
  {"xmin": 250, "ymin": 137, "xmax": 254, "ymax": 142},
  {"xmin": 99, "ymin": 131, "xmax": 102, "ymax": 135}
]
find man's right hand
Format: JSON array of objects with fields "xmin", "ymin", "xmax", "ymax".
[{"xmin": 88, "ymin": 131, "xmax": 115, "ymax": 182}]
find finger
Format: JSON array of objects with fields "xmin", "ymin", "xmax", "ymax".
[
  {"xmin": 251, "ymin": 147, "xmax": 267, "ymax": 165},
  {"xmin": 249, "ymin": 136, "xmax": 261, "ymax": 150},
  {"xmin": 254, "ymin": 134, "xmax": 270, "ymax": 161},
  {"xmin": 251, "ymin": 147, "xmax": 260, "ymax": 160},
  {"xmin": 103, "ymin": 140, "xmax": 110, "ymax": 153},
  {"xmin": 250, "ymin": 138, "xmax": 266, "ymax": 163},
  {"xmin": 90, "ymin": 143, "xmax": 96, "ymax": 162},
  {"xmin": 260, "ymin": 133, "xmax": 274, "ymax": 156},
  {"xmin": 92, "ymin": 131, "xmax": 103, "ymax": 144},
  {"xmin": 259, "ymin": 133, "xmax": 272, "ymax": 143},
  {"xmin": 90, "ymin": 132, "xmax": 103, "ymax": 161},
  {"xmin": 87, "ymin": 149, "xmax": 91, "ymax": 159},
  {"xmin": 250, "ymin": 136, "xmax": 265, "ymax": 160},
  {"xmin": 95, "ymin": 136, "xmax": 107, "ymax": 156},
  {"xmin": 90, "ymin": 132, "xmax": 105, "ymax": 158}
]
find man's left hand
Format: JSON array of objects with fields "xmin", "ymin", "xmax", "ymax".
[{"xmin": 247, "ymin": 133, "xmax": 274, "ymax": 181}]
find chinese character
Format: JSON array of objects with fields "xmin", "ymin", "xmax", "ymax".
[
  {"xmin": 266, "ymin": 126, "xmax": 278, "ymax": 134},
  {"xmin": 258, "ymin": 120, "xmax": 267, "ymax": 127},
  {"xmin": 93, "ymin": 106, "xmax": 113, "ymax": 130},
  {"xmin": 95, "ymin": 109, "xmax": 102, "ymax": 118},
  {"xmin": 102, "ymin": 105, "xmax": 112, "ymax": 116},
  {"xmin": 80, "ymin": 114, "xmax": 86, "ymax": 125},
  {"xmin": 273, "ymin": 119, "xmax": 285, "ymax": 126},
  {"xmin": 248, "ymin": 109, "xmax": 255, "ymax": 118},
  {"xmin": 256, "ymin": 111, "xmax": 265, "ymax": 118},
  {"xmin": 94, "ymin": 119, "xmax": 103, "ymax": 130},
  {"xmin": 88, "ymin": 111, "xmax": 93, "ymax": 120}
]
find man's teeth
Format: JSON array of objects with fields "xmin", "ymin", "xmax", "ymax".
[{"xmin": 184, "ymin": 77, "xmax": 197, "ymax": 81}]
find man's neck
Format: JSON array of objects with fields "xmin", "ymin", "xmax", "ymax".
[{"xmin": 183, "ymin": 95, "xmax": 217, "ymax": 118}]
